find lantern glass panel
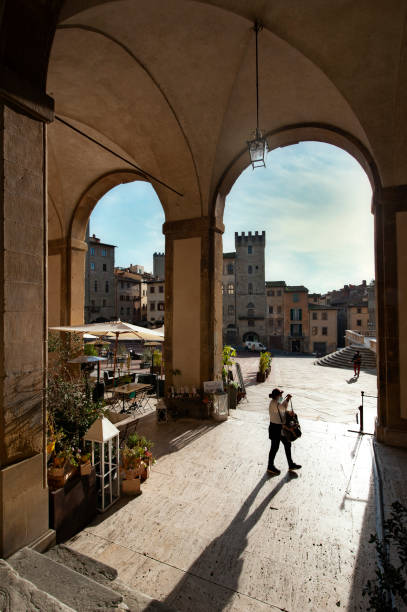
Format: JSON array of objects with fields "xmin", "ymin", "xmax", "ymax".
[{"xmin": 248, "ymin": 138, "xmax": 267, "ymax": 168}]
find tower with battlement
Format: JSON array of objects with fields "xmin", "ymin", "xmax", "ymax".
[
  {"xmin": 153, "ymin": 252, "xmax": 165, "ymax": 280},
  {"xmin": 234, "ymin": 231, "xmax": 267, "ymax": 344}
]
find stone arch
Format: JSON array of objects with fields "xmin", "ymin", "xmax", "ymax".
[
  {"xmin": 243, "ymin": 332, "xmax": 259, "ymax": 343},
  {"xmin": 213, "ymin": 122, "xmax": 381, "ymax": 220},
  {"xmin": 69, "ymin": 170, "xmax": 161, "ymax": 243}
]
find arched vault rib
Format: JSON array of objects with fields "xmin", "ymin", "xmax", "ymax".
[{"xmin": 56, "ymin": 23, "xmax": 204, "ymax": 216}]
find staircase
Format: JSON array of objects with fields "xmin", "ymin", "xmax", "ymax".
[
  {"xmin": 3, "ymin": 545, "xmax": 175, "ymax": 611},
  {"xmin": 315, "ymin": 344, "xmax": 377, "ymax": 373}
]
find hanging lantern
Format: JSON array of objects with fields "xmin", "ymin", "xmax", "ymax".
[
  {"xmin": 84, "ymin": 417, "xmax": 120, "ymax": 512},
  {"xmin": 247, "ymin": 21, "xmax": 268, "ymax": 169},
  {"xmin": 247, "ymin": 128, "xmax": 268, "ymax": 169}
]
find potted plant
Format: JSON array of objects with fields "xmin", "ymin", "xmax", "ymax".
[
  {"xmin": 121, "ymin": 444, "xmax": 144, "ymax": 495},
  {"xmin": 222, "ymin": 345, "xmax": 236, "ymax": 385},
  {"xmin": 76, "ymin": 449, "xmax": 92, "ymax": 476},
  {"xmin": 125, "ymin": 432, "xmax": 155, "ymax": 480},
  {"xmin": 152, "ymin": 349, "xmax": 162, "ymax": 374},
  {"xmin": 257, "ymin": 351, "xmax": 272, "ymax": 382},
  {"xmin": 48, "ymin": 446, "xmax": 78, "ymax": 489}
]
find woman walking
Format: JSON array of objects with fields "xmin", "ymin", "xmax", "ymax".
[{"xmin": 267, "ymin": 388, "xmax": 301, "ymax": 475}]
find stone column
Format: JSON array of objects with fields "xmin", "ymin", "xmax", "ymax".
[
  {"xmin": 374, "ymin": 186, "xmax": 407, "ymax": 448},
  {"xmin": 163, "ymin": 216, "xmax": 224, "ymax": 390},
  {"xmin": 0, "ymin": 102, "xmax": 54, "ymax": 556},
  {"xmin": 48, "ymin": 238, "xmax": 88, "ymax": 326}
]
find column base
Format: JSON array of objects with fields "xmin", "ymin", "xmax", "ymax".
[
  {"xmin": 28, "ymin": 529, "xmax": 56, "ymax": 554},
  {"xmin": 0, "ymin": 454, "xmax": 49, "ymax": 558},
  {"xmin": 375, "ymin": 423, "xmax": 407, "ymax": 448}
]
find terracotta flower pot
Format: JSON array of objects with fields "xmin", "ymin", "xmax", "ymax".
[{"xmin": 122, "ymin": 476, "xmax": 141, "ymax": 496}]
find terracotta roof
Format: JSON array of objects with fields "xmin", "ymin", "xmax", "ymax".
[{"xmin": 285, "ymin": 285, "xmax": 308, "ymax": 292}]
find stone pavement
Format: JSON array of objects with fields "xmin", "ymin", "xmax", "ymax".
[
  {"xmin": 237, "ymin": 353, "xmax": 378, "ymax": 433},
  {"xmin": 66, "ymin": 355, "xmax": 406, "ymax": 612}
]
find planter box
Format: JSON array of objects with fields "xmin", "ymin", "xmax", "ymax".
[
  {"xmin": 256, "ymin": 372, "xmax": 266, "ymax": 383},
  {"xmin": 49, "ymin": 469, "xmax": 97, "ymax": 543},
  {"xmin": 167, "ymin": 398, "xmax": 210, "ymax": 419},
  {"xmin": 122, "ymin": 476, "xmax": 141, "ymax": 496},
  {"xmin": 48, "ymin": 465, "xmax": 78, "ymax": 490}
]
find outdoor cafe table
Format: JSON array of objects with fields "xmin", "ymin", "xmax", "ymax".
[{"xmin": 111, "ymin": 382, "xmax": 154, "ymax": 413}]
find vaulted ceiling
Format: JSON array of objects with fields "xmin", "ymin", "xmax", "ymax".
[{"xmin": 47, "ymin": 0, "xmax": 407, "ymax": 240}]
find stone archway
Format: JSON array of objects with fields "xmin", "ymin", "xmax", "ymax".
[
  {"xmin": 3, "ymin": 0, "xmax": 407, "ymax": 558},
  {"xmin": 214, "ymin": 124, "xmax": 406, "ymax": 448},
  {"xmin": 48, "ymin": 170, "xmax": 153, "ymax": 327}
]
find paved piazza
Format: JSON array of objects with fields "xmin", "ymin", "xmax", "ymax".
[{"xmin": 68, "ymin": 355, "xmax": 381, "ymax": 611}]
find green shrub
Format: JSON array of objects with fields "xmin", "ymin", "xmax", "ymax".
[
  {"xmin": 84, "ymin": 343, "xmax": 98, "ymax": 356},
  {"xmin": 259, "ymin": 351, "xmax": 272, "ymax": 373},
  {"xmin": 363, "ymin": 501, "xmax": 407, "ymax": 610}
]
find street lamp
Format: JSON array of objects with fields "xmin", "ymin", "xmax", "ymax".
[{"xmin": 247, "ymin": 21, "xmax": 268, "ymax": 169}]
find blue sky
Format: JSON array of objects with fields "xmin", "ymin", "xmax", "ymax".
[{"xmin": 89, "ymin": 142, "xmax": 374, "ymax": 294}]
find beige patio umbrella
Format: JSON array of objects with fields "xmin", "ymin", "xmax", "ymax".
[{"xmin": 49, "ymin": 321, "xmax": 164, "ymax": 382}]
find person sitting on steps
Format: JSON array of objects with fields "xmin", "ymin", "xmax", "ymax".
[{"xmin": 267, "ymin": 388, "xmax": 301, "ymax": 476}]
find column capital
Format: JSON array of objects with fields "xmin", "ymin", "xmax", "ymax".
[
  {"xmin": 163, "ymin": 216, "xmax": 224, "ymax": 239},
  {"xmin": 0, "ymin": 67, "xmax": 54, "ymax": 123},
  {"xmin": 48, "ymin": 238, "xmax": 88, "ymax": 255},
  {"xmin": 373, "ymin": 184, "xmax": 407, "ymax": 212}
]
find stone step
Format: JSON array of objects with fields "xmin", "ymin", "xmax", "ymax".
[
  {"xmin": 0, "ymin": 558, "xmax": 75, "ymax": 611},
  {"xmin": 8, "ymin": 547, "xmax": 125, "ymax": 611},
  {"xmin": 45, "ymin": 544, "xmax": 176, "ymax": 611},
  {"xmin": 316, "ymin": 345, "xmax": 377, "ymax": 371},
  {"xmin": 45, "ymin": 543, "xmax": 118, "ymax": 585}
]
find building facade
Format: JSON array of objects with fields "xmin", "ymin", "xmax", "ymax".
[
  {"xmin": 265, "ymin": 281, "xmax": 286, "ymax": 349},
  {"xmin": 347, "ymin": 303, "xmax": 370, "ymax": 334},
  {"xmin": 115, "ymin": 268, "xmax": 147, "ymax": 323},
  {"xmin": 309, "ymin": 305, "xmax": 338, "ymax": 354},
  {"xmin": 222, "ymin": 253, "xmax": 237, "ymax": 345},
  {"xmin": 222, "ymin": 235, "xmax": 338, "ymax": 354},
  {"xmin": 283, "ymin": 286, "xmax": 310, "ymax": 352},
  {"xmin": 84, "ymin": 231, "xmax": 116, "ymax": 323},
  {"xmin": 147, "ymin": 279, "xmax": 165, "ymax": 325}
]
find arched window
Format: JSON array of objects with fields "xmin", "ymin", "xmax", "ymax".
[{"xmin": 227, "ymin": 283, "xmax": 234, "ymax": 295}]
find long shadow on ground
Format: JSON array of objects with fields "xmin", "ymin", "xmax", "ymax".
[{"xmin": 145, "ymin": 473, "xmax": 295, "ymax": 612}]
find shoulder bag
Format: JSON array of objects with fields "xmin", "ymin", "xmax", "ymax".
[{"xmin": 279, "ymin": 399, "xmax": 302, "ymax": 442}]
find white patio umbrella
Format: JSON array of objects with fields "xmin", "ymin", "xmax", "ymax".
[{"xmin": 49, "ymin": 321, "xmax": 164, "ymax": 382}]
